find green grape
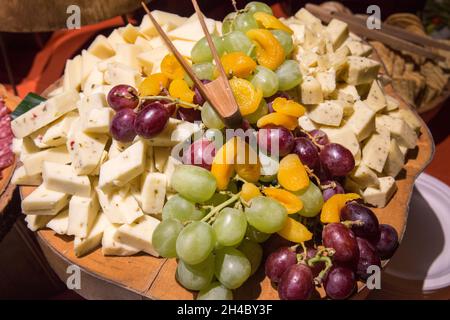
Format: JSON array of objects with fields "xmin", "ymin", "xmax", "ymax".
[
  {"xmin": 184, "ymin": 73, "xmax": 194, "ymax": 88},
  {"xmin": 212, "ymin": 208, "xmax": 247, "ymax": 247},
  {"xmin": 192, "ymin": 62, "xmax": 216, "ymax": 81},
  {"xmin": 222, "ymin": 31, "xmax": 255, "ymax": 57},
  {"xmin": 275, "ymin": 60, "xmax": 302, "ymax": 91},
  {"xmin": 201, "ymin": 102, "xmax": 225, "ymax": 129},
  {"xmin": 222, "ymin": 12, "xmax": 237, "ymax": 35},
  {"xmin": 271, "ymin": 30, "xmax": 294, "ymax": 57},
  {"xmin": 238, "ymin": 239, "xmax": 263, "ymax": 275},
  {"xmin": 176, "ymin": 254, "xmax": 215, "ymax": 291},
  {"xmin": 249, "ymin": 66, "xmax": 279, "ymax": 97},
  {"xmin": 246, "ymin": 225, "xmax": 271, "ymax": 243},
  {"xmin": 245, "ymin": 1, "xmax": 273, "ymax": 15},
  {"xmin": 203, "ymin": 192, "xmax": 229, "ymax": 207},
  {"xmin": 191, "ymin": 36, "xmax": 226, "ymax": 64},
  {"xmin": 244, "ymin": 99, "xmax": 268, "ymax": 124},
  {"xmin": 197, "ymin": 281, "xmax": 233, "ymax": 300},
  {"xmin": 171, "ymin": 165, "xmax": 217, "ymax": 203},
  {"xmin": 214, "ymin": 247, "xmax": 251, "ymax": 289},
  {"xmin": 162, "ymin": 195, "xmax": 199, "ymax": 222},
  {"xmin": 245, "ymin": 196, "xmax": 287, "ymax": 233},
  {"xmin": 152, "ymin": 218, "xmax": 184, "ymax": 258},
  {"xmin": 233, "ymin": 12, "xmax": 259, "ymax": 33},
  {"xmin": 295, "ymin": 182, "xmax": 324, "ymax": 217},
  {"xmin": 176, "ymin": 221, "xmax": 215, "ymax": 265}
]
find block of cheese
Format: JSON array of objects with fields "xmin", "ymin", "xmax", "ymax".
[
  {"xmin": 11, "ymin": 90, "xmax": 79, "ymax": 138},
  {"xmin": 323, "ymin": 127, "xmax": 360, "ymax": 157},
  {"xmin": 46, "ymin": 209, "xmax": 69, "ymax": 235},
  {"xmin": 164, "ymin": 156, "xmax": 182, "ymax": 191},
  {"xmin": 67, "ymin": 192, "xmax": 100, "ymax": 238},
  {"xmin": 23, "ymin": 145, "xmax": 71, "ymax": 175},
  {"xmin": 375, "ymin": 115, "xmax": 417, "ymax": 149},
  {"xmin": 63, "ymin": 55, "xmax": 82, "ymax": 92},
  {"xmin": 82, "ymin": 66, "xmax": 105, "ymax": 95},
  {"xmin": 83, "ymin": 108, "xmax": 113, "ymax": 134},
  {"xmin": 383, "ymin": 139, "xmax": 405, "ymax": 177},
  {"xmin": 121, "ymin": 24, "xmax": 140, "ymax": 43},
  {"xmin": 168, "ymin": 18, "xmax": 216, "ymax": 42},
  {"xmin": 145, "ymin": 119, "xmax": 198, "ymax": 147},
  {"xmin": 326, "ymin": 19, "xmax": 349, "ymax": 50},
  {"xmin": 19, "ymin": 137, "xmax": 40, "ymax": 162},
  {"xmin": 308, "ymin": 100, "xmax": 343, "ymax": 126},
  {"xmin": 41, "ymin": 111, "xmax": 77, "ymax": 147},
  {"xmin": 102, "ymin": 223, "xmax": 140, "ymax": 256},
  {"xmin": 139, "ymin": 11, "xmax": 187, "ymax": 38},
  {"xmin": 114, "ymin": 215, "xmax": 160, "ymax": 256},
  {"xmin": 98, "ymin": 185, "xmax": 144, "ymax": 225},
  {"xmin": 344, "ymin": 101, "xmax": 375, "ymax": 141},
  {"xmin": 343, "ymin": 56, "xmax": 380, "ymax": 85},
  {"xmin": 12, "ymin": 137, "xmax": 22, "ymax": 155},
  {"xmin": 107, "ymin": 29, "xmax": 127, "ymax": 50},
  {"xmin": 22, "ymin": 184, "xmax": 68, "ymax": 215},
  {"xmin": 99, "ymin": 140, "xmax": 146, "ymax": 190},
  {"xmin": 81, "ymin": 50, "xmax": 101, "ymax": 83},
  {"xmin": 87, "ymin": 35, "xmax": 115, "ymax": 59},
  {"xmin": 301, "ymin": 76, "xmax": 323, "ymax": 104},
  {"xmin": 25, "ymin": 214, "xmax": 53, "ymax": 232},
  {"xmin": 298, "ymin": 115, "xmax": 318, "ymax": 131},
  {"xmin": 350, "ymin": 164, "xmax": 379, "ymax": 188},
  {"xmin": 108, "ymin": 140, "xmax": 132, "ymax": 159},
  {"xmin": 389, "ymin": 109, "xmax": 422, "ymax": 133},
  {"xmin": 134, "ymin": 36, "xmax": 153, "ymax": 52},
  {"xmin": 42, "ymin": 162, "xmax": 91, "ymax": 196},
  {"xmin": 141, "ymin": 172, "xmax": 166, "ymax": 215},
  {"xmin": 329, "ymin": 45, "xmax": 351, "ymax": 76},
  {"xmin": 385, "ymin": 95, "xmax": 399, "ymax": 112},
  {"xmin": 365, "ymin": 80, "xmax": 386, "ymax": 113},
  {"xmin": 171, "ymin": 40, "xmax": 196, "ymax": 58},
  {"xmin": 315, "ymin": 69, "xmax": 336, "ymax": 97},
  {"xmin": 363, "ymin": 176, "xmax": 397, "ymax": 208},
  {"xmin": 344, "ymin": 39, "xmax": 372, "ymax": 57},
  {"xmin": 334, "ymin": 83, "xmax": 360, "ymax": 101},
  {"xmin": 90, "ymin": 150, "xmax": 108, "ymax": 176},
  {"xmin": 344, "ymin": 177, "xmax": 362, "ymax": 195},
  {"xmin": 29, "ymin": 126, "xmax": 49, "ymax": 148},
  {"xmin": 74, "ymin": 213, "xmax": 109, "ymax": 257},
  {"xmin": 362, "ymin": 132, "xmax": 390, "ymax": 173},
  {"xmin": 11, "ymin": 166, "xmax": 42, "ymax": 186},
  {"xmin": 296, "ymin": 49, "xmax": 319, "ymax": 68},
  {"xmin": 104, "ymin": 62, "xmax": 140, "ymax": 88},
  {"xmin": 295, "ymin": 8, "xmax": 324, "ymax": 34},
  {"xmin": 289, "ymin": 23, "xmax": 305, "ymax": 45},
  {"xmin": 153, "ymin": 147, "xmax": 171, "ymax": 172},
  {"xmin": 114, "ymin": 43, "xmax": 142, "ymax": 70}
]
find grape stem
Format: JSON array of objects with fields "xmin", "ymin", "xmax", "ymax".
[
  {"xmin": 310, "ymin": 255, "xmax": 333, "ymax": 286},
  {"xmin": 300, "ymin": 129, "xmax": 323, "ymax": 150},
  {"xmin": 140, "ymin": 95, "xmax": 202, "ymax": 110},
  {"xmin": 341, "ymin": 220, "xmax": 364, "ymax": 228},
  {"xmin": 305, "ymin": 165, "xmax": 322, "ymax": 186},
  {"xmin": 201, "ymin": 192, "xmax": 242, "ymax": 223}
]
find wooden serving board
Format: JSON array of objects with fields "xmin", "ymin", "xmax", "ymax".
[{"xmin": 19, "ymin": 74, "xmax": 435, "ymax": 300}]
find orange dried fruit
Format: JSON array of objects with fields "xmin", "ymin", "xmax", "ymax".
[
  {"xmin": 277, "ymin": 217, "xmax": 313, "ymax": 243},
  {"xmin": 272, "ymin": 97, "xmax": 306, "ymax": 117},
  {"xmin": 241, "ymin": 182, "xmax": 261, "ymax": 202},
  {"xmin": 138, "ymin": 73, "xmax": 169, "ymax": 96},
  {"xmin": 229, "ymin": 77, "xmax": 263, "ymax": 116},
  {"xmin": 246, "ymin": 29, "xmax": 285, "ymax": 70},
  {"xmin": 263, "ymin": 187, "xmax": 303, "ymax": 214},
  {"xmin": 235, "ymin": 139, "xmax": 261, "ymax": 183},
  {"xmin": 211, "ymin": 137, "xmax": 237, "ymax": 190},
  {"xmin": 168, "ymin": 79, "xmax": 195, "ymax": 103},
  {"xmin": 161, "ymin": 54, "xmax": 186, "ymax": 80},
  {"xmin": 278, "ymin": 154, "xmax": 310, "ymax": 192},
  {"xmin": 221, "ymin": 52, "xmax": 257, "ymax": 78},
  {"xmin": 320, "ymin": 193, "xmax": 361, "ymax": 224},
  {"xmin": 256, "ymin": 112, "xmax": 298, "ymax": 130},
  {"xmin": 253, "ymin": 12, "xmax": 293, "ymax": 34}
]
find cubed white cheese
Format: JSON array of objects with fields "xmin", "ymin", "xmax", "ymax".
[
  {"xmin": 41, "ymin": 111, "xmax": 77, "ymax": 147},
  {"xmin": 390, "ymin": 109, "xmax": 422, "ymax": 133},
  {"xmin": 25, "ymin": 214, "xmax": 53, "ymax": 232},
  {"xmin": 102, "ymin": 223, "xmax": 140, "ymax": 256},
  {"xmin": 365, "ymin": 80, "xmax": 386, "ymax": 113},
  {"xmin": 315, "ymin": 69, "xmax": 336, "ymax": 97},
  {"xmin": 74, "ymin": 213, "xmax": 109, "ymax": 257},
  {"xmin": 298, "ymin": 115, "xmax": 318, "ymax": 131},
  {"xmin": 23, "ymin": 145, "xmax": 71, "ymax": 175},
  {"xmin": 22, "ymin": 184, "xmax": 68, "ymax": 215},
  {"xmin": 67, "ymin": 191, "xmax": 99, "ymax": 238},
  {"xmin": 46, "ymin": 209, "xmax": 69, "ymax": 235},
  {"xmin": 343, "ymin": 56, "xmax": 380, "ymax": 85},
  {"xmin": 385, "ymin": 95, "xmax": 399, "ymax": 112},
  {"xmin": 139, "ymin": 11, "xmax": 187, "ymax": 38},
  {"xmin": 168, "ymin": 18, "xmax": 216, "ymax": 42},
  {"xmin": 114, "ymin": 43, "xmax": 142, "ymax": 70},
  {"xmin": 81, "ymin": 50, "xmax": 101, "ymax": 83},
  {"xmin": 140, "ymin": 172, "xmax": 166, "ymax": 215},
  {"xmin": 363, "ymin": 176, "xmax": 397, "ymax": 208},
  {"xmin": 326, "ymin": 19, "xmax": 349, "ymax": 50},
  {"xmin": 308, "ymin": 100, "xmax": 343, "ymax": 126},
  {"xmin": 153, "ymin": 147, "xmax": 171, "ymax": 172},
  {"xmin": 42, "ymin": 162, "xmax": 91, "ymax": 196},
  {"xmin": 362, "ymin": 132, "xmax": 390, "ymax": 173},
  {"xmin": 344, "ymin": 101, "xmax": 376, "ymax": 141},
  {"xmin": 289, "ymin": 24, "xmax": 305, "ymax": 45},
  {"xmin": 12, "ymin": 166, "xmax": 42, "ymax": 186},
  {"xmin": 383, "ymin": 139, "xmax": 405, "ymax": 177},
  {"xmin": 375, "ymin": 115, "xmax": 417, "ymax": 149},
  {"xmin": 83, "ymin": 108, "xmax": 113, "ymax": 134},
  {"xmin": 323, "ymin": 127, "xmax": 360, "ymax": 157},
  {"xmin": 350, "ymin": 164, "xmax": 379, "ymax": 188},
  {"xmin": 301, "ymin": 76, "xmax": 323, "ymax": 104},
  {"xmin": 63, "ymin": 55, "xmax": 82, "ymax": 92},
  {"xmin": 163, "ymin": 156, "xmax": 182, "ymax": 191},
  {"xmin": 120, "ymin": 24, "xmax": 140, "ymax": 43},
  {"xmin": 295, "ymin": 8, "xmax": 324, "ymax": 34},
  {"xmin": 87, "ymin": 35, "xmax": 115, "ymax": 59},
  {"xmin": 104, "ymin": 62, "xmax": 140, "ymax": 88}
]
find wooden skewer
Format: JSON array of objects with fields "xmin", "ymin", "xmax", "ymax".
[
  {"xmin": 140, "ymin": 1, "xmax": 242, "ymax": 128},
  {"xmin": 305, "ymin": 4, "xmax": 446, "ymax": 62}
]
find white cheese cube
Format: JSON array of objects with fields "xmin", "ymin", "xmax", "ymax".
[
  {"xmin": 323, "ymin": 127, "xmax": 360, "ymax": 157},
  {"xmin": 298, "ymin": 115, "xmax": 318, "ymax": 131},
  {"xmin": 42, "ymin": 162, "xmax": 91, "ymax": 196},
  {"xmin": 383, "ymin": 139, "xmax": 405, "ymax": 177},
  {"xmin": 29, "ymin": 126, "xmax": 49, "ymax": 148},
  {"xmin": 114, "ymin": 215, "xmax": 160, "ymax": 256},
  {"xmin": 168, "ymin": 18, "xmax": 216, "ymax": 42},
  {"xmin": 74, "ymin": 213, "xmax": 109, "ymax": 257},
  {"xmin": 102, "ymin": 223, "xmax": 140, "ymax": 256},
  {"xmin": 99, "ymin": 140, "xmax": 146, "ymax": 190},
  {"xmin": 365, "ymin": 80, "xmax": 386, "ymax": 113},
  {"xmin": 63, "ymin": 55, "xmax": 82, "ymax": 92},
  {"xmin": 23, "ymin": 145, "xmax": 71, "ymax": 175},
  {"xmin": 25, "ymin": 214, "xmax": 53, "ymax": 232},
  {"xmin": 108, "ymin": 140, "xmax": 132, "ymax": 159},
  {"xmin": 81, "ymin": 50, "xmax": 101, "ymax": 83},
  {"xmin": 350, "ymin": 164, "xmax": 379, "ymax": 188},
  {"xmin": 153, "ymin": 147, "xmax": 170, "ymax": 172},
  {"xmin": 289, "ymin": 24, "xmax": 305, "ymax": 45},
  {"xmin": 335, "ymin": 83, "xmax": 360, "ymax": 101},
  {"xmin": 385, "ymin": 95, "xmax": 399, "ymax": 112},
  {"xmin": 344, "ymin": 177, "xmax": 362, "ymax": 195},
  {"xmin": 344, "ymin": 39, "xmax": 372, "ymax": 57},
  {"xmin": 98, "ymin": 186, "xmax": 143, "ymax": 225},
  {"xmin": 326, "ymin": 19, "xmax": 349, "ymax": 50},
  {"xmin": 390, "ymin": 109, "xmax": 422, "ymax": 133},
  {"xmin": 87, "ymin": 35, "xmax": 115, "ymax": 59},
  {"xmin": 375, "ymin": 115, "xmax": 417, "ymax": 149},
  {"xmin": 363, "ymin": 176, "xmax": 397, "ymax": 208},
  {"xmin": 137, "ymin": 46, "xmax": 170, "ymax": 75},
  {"xmin": 140, "ymin": 172, "xmax": 166, "ymax": 215},
  {"xmin": 120, "ymin": 24, "xmax": 140, "ymax": 43},
  {"xmin": 172, "ymin": 40, "xmax": 196, "ymax": 58},
  {"xmin": 308, "ymin": 100, "xmax": 343, "ymax": 126},
  {"xmin": 90, "ymin": 150, "xmax": 108, "ymax": 176},
  {"xmin": 83, "ymin": 108, "xmax": 113, "ymax": 134},
  {"xmin": 344, "ymin": 101, "xmax": 376, "ymax": 141},
  {"xmin": 46, "ymin": 209, "xmax": 69, "ymax": 235},
  {"xmin": 362, "ymin": 133, "xmax": 390, "ymax": 173},
  {"xmin": 104, "ymin": 62, "xmax": 140, "ymax": 88},
  {"xmin": 301, "ymin": 76, "xmax": 323, "ymax": 104},
  {"xmin": 343, "ymin": 56, "xmax": 380, "ymax": 85},
  {"xmin": 139, "ymin": 11, "xmax": 187, "ymax": 38},
  {"xmin": 144, "ymin": 119, "xmax": 194, "ymax": 147},
  {"xmin": 114, "ymin": 43, "xmax": 142, "ymax": 70},
  {"xmin": 163, "ymin": 156, "xmax": 182, "ymax": 191},
  {"xmin": 134, "ymin": 36, "xmax": 153, "ymax": 52},
  {"xmin": 315, "ymin": 69, "xmax": 336, "ymax": 97},
  {"xmin": 11, "ymin": 90, "xmax": 79, "ymax": 138},
  {"xmin": 296, "ymin": 49, "xmax": 319, "ymax": 68},
  {"xmin": 12, "ymin": 138, "xmax": 23, "ymax": 155},
  {"xmin": 67, "ymin": 192, "xmax": 99, "ymax": 238},
  {"xmin": 22, "ymin": 184, "xmax": 68, "ymax": 215},
  {"xmin": 82, "ymin": 67, "xmax": 104, "ymax": 95},
  {"xmin": 295, "ymin": 8, "xmax": 324, "ymax": 33},
  {"xmin": 41, "ymin": 111, "xmax": 77, "ymax": 147},
  {"xmin": 11, "ymin": 166, "xmax": 42, "ymax": 186},
  {"xmin": 19, "ymin": 137, "xmax": 40, "ymax": 162}
]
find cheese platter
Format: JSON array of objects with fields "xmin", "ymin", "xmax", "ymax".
[{"xmin": 15, "ymin": 2, "xmax": 434, "ymax": 300}]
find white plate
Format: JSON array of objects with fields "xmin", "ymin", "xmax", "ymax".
[{"xmin": 384, "ymin": 173, "xmax": 450, "ymax": 291}]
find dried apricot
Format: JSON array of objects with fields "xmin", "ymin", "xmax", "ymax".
[
  {"xmin": 161, "ymin": 54, "xmax": 186, "ymax": 80},
  {"xmin": 256, "ymin": 112, "xmax": 298, "ymax": 130},
  {"xmin": 169, "ymin": 79, "xmax": 195, "ymax": 103},
  {"xmin": 278, "ymin": 154, "xmax": 309, "ymax": 192},
  {"xmin": 246, "ymin": 29, "xmax": 285, "ymax": 70},
  {"xmin": 277, "ymin": 217, "xmax": 313, "ymax": 243},
  {"xmin": 272, "ymin": 97, "xmax": 306, "ymax": 117},
  {"xmin": 235, "ymin": 139, "xmax": 261, "ymax": 182},
  {"xmin": 253, "ymin": 12, "xmax": 293, "ymax": 34},
  {"xmin": 320, "ymin": 193, "xmax": 361, "ymax": 224},
  {"xmin": 138, "ymin": 73, "xmax": 169, "ymax": 96},
  {"xmin": 229, "ymin": 77, "xmax": 263, "ymax": 116},
  {"xmin": 263, "ymin": 187, "xmax": 303, "ymax": 214},
  {"xmin": 211, "ymin": 137, "xmax": 237, "ymax": 190},
  {"xmin": 221, "ymin": 52, "xmax": 257, "ymax": 78},
  {"xmin": 241, "ymin": 182, "xmax": 261, "ymax": 202}
]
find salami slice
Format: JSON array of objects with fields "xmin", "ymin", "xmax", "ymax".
[{"xmin": 0, "ymin": 151, "xmax": 14, "ymax": 170}]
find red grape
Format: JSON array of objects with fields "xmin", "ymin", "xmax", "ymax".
[
  {"xmin": 356, "ymin": 237, "xmax": 381, "ymax": 280},
  {"xmin": 316, "ymin": 163, "xmax": 332, "ymax": 182},
  {"xmin": 341, "ymin": 202, "xmax": 380, "ymax": 242},
  {"xmin": 320, "ymin": 143, "xmax": 355, "ymax": 177},
  {"xmin": 182, "ymin": 139, "xmax": 216, "ymax": 170},
  {"xmin": 258, "ymin": 125, "xmax": 294, "ymax": 157},
  {"xmin": 292, "ymin": 137, "xmax": 320, "ymax": 169},
  {"xmin": 265, "ymin": 246, "xmax": 297, "ymax": 283},
  {"xmin": 324, "ymin": 266, "xmax": 356, "ymax": 300},
  {"xmin": 322, "ymin": 223, "xmax": 359, "ymax": 264},
  {"xmin": 322, "ymin": 180, "xmax": 345, "ymax": 201},
  {"xmin": 177, "ymin": 108, "xmax": 202, "ymax": 123},
  {"xmin": 107, "ymin": 85, "xmax": 139, "ymax": 111},
  {"xmin": 375, "ymin": 224, "xmax": 399, "ymax": 260},
  {"xmin": 134, "ymin": 102, "xmax": 169, "ymax": 138},
  {"xmin": 309, "ymin": 129, "xmax": 329, "ymax": 146},
  {"xmin": 278, "ymin": 263, "xmax": 314, "ymax": 300},
  {"xmin": 110, "ymin": 109, "xmax": 137, "ymax": 142}
]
